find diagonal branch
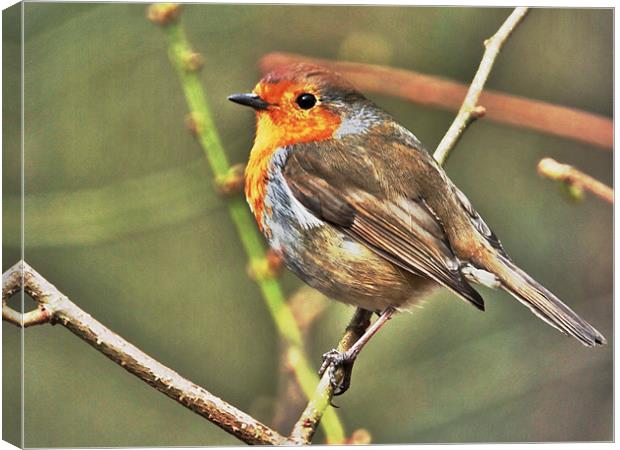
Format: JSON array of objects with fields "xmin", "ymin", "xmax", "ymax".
[
  {"xmin": 434, "ymin": 7, "xmax": 529, "ymax": 164},
  {"xmin": 2, "ymin": 261, "xmax": 286, "ymax": 445},
  {"xmin": 287, "ymin": 7, "xmax": 530, "ymax": 444},
  {"xmin": 537, "ymin": 157, "xmax": 613, "ymax": 204},
  {"xmin": 287, "ymin": 308, "xmax": 372, "ymax": 444}
]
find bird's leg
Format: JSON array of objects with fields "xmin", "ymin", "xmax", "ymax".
[{"xmin": 319, "ymin": 306, "xmax": 397, "ymax": 395}]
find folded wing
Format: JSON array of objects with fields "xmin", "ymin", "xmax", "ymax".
[{"xmin": 283, "ymin": 144, "xmax": 485, "ymax": 310}]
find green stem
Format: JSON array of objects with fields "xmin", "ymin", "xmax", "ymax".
[
  {"xmin": 288, "ymin": 309, "xmax": 372, "ymax": 444},
  {"xmin": 158, "ymin": 12, "xmax": 345, "ymax": 443}
]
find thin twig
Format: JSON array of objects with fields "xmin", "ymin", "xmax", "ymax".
[
  {"xmin": 271, "ymin": 287, "xmax": 329, "ymax": 432},
  {"xmin": 288, "ymin": 8, "xmax": 530, "ymax": 443},
  {"xmin": 434, "ymin": 7, "xmax": 529, "ymax": 164},
  {"xmin": 2, "ymin": 304, "xmax": 51, "ymax": 328},
  {"xmin": 2, "ymin": 261, "xmax": 286, "ymax": 445},
  {"xmin": 287, "ymin": 308, "xmax": 373, "ymax": 444},
  {"xmin": 148, "ymin": 3, "xmax": 346, "ymax": 441},
  {"xmin": 537, "ymin": 157, "xmax": 613, "ymax": 204}
]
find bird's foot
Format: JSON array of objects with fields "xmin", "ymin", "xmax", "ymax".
[{"xmin": 318, "ymin": 348, "xmax": 355, "ymax": 396}]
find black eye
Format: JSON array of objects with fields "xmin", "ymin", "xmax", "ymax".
[{"xmin": 295, "ymin": 93, "xmax": 317, "ymax": 110}]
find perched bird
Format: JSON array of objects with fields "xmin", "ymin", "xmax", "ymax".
[{"xmin": 229, "ymin": 63, "xmax": 605, "ymax": 394}]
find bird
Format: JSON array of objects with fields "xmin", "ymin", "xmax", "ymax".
[{"xmin": 228, "ymin": 63, "xmax": 606, "ymax": 394}]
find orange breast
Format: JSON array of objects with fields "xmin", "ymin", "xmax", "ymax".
[{"xmin": 245, "ymin": 106, "xmax": 340, "ymax": 231}]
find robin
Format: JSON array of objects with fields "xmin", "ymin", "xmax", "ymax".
[{"xmin": 228, "ymin": 63, "xmax": 605, "ymax": 395}]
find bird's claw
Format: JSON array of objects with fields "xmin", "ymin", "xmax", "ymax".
[
  {"xmin": 318, "ymin": 349, "xmax": 346, "ymax": 376},
  {"xmin": 318, "ymin": 348, "xmax": 354, "ymax": 396}
]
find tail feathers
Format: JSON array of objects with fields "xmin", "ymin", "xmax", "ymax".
[{"xmin": 487, "ymin": 254, "xmax": 606, "ymax": 347}]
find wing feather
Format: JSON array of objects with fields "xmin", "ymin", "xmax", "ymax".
[
  {"xmin": 351, "ymin": 197, "xmax": 484, "ymax": 309},
  {"xmin": 283, "ymin": 147, "xmax": 484, "ymax": 310}
]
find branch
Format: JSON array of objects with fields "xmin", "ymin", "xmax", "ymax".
[
  {"xmin": 2, "ymin": 261, "xmax": 286, "ymax": 445},
  {"xmin": 148, "ymin": 4, "xmax": 346, "ymax": 442},
  {"xmin": 271, "ymin": 287, "xmax": 329, "ymax": 432},
  {"xmin": 287, "ymin": 8, "xmax": 530, "ymax": 443},
  {"xmin": 537, "ymin": 157, "xmax": 613, "ymax": 204},
  {"xmin": 287, "ymin": 308, "xmax": 373, "ymax": 444},
  {"xmin": 2, "ymin": 267, "xmax": 51, "ymax": 327},
  {"xmin": 260, "ymin": 22, "xmax": 610, "ymax": 152},
  {"xmin": 434, "ymin": 7, "xmax": 529, "ymax": 164}
]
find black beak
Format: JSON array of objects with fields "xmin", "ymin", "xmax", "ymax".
[{"xmin": 227, "ymin": 93, "xmax": 270, "ymax": 110}]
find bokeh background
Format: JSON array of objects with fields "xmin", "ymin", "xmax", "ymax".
[{"xmin": 2, "ymin": 4, "xmax": 612, "ymax": 446}]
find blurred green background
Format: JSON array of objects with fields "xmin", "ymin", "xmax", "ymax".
[{"xmin": 2, "ymin": 3, "xmax": 612, "ymax": 446}]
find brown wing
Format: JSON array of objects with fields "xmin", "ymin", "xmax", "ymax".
[{"xmin": 283, "ymin": 138, "xmax": 484, "ymax": 310}]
